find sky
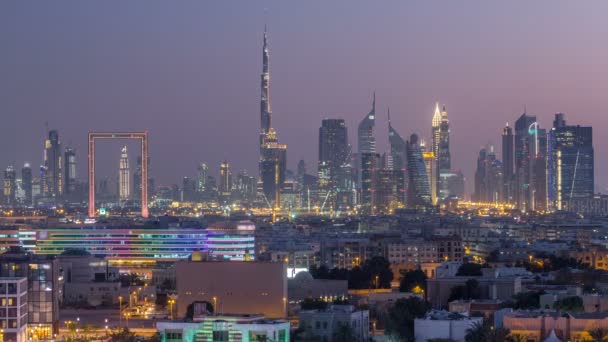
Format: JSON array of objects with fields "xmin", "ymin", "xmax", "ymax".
[{"xmin": 1, "ymin": 1, "xmax": 608, "ymax": 194}]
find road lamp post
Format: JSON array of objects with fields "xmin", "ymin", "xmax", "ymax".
[
  {"xmin": 118, "ymin": 296, "xmax": 123, "ymax": 327},
  {"xmin": 168, "ymin": 299, "xmax": 175, "ymax": 320}
]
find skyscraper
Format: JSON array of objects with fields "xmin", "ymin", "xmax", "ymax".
[
  {"xmin": 431, "ymin": 103, "xmax": 451, "ymax": 201},
  {"xmin": 119, "ymin": 146, "xmax": 130, "ymax": 202},
  {"xmin": 357, "ymin": 94, "xmax": 377, "ymax": 213},
  {"xmin": 258, "ymin": 28, "xmax": 287, "ymax": 209},
  {"xmin": 406, "ymin": 134, "xmax": 432, "ymax": 208},
  {"xmin": 219, "ymin": 160, "xmax": 232, "ymax": 199},
  {"xmin": 3, "ymin": 165, "xmax": 16, "ymax": 205},
  {"xmin": 501, "ymin": 123, "xmax": 514, "ymax": 203},
  {"xmin": 547, "ymin": 113, "xmax": 594, "ymax": 211},
  {"xmin": 514, "ymin": 111, "xmax": 547, "ymax": 212},
  {"xmin": 358, "ymin": 93, "xmax": 376, "ymax": 155},
  {"xmin": 388, "ymin": 109, "xmax": 407, "ymax": 206},
  {"xmin": 474, "ymin": 146, "xmax": 503, "ymax": 203},
  {"xmin": 63, "ymin": 148, "xmax": 77, "ymax": 197},
  {"xmin": 44, "ymin": 130, "xmax": 62, "ymax": 198},
  {"xmin": 21, "ymin": 163, "xmax": 32, "ymax": 206},
  {"xmin": 197, "ymin": 163, "xmax": 209, "ymax": 193},
  {"xmin": 318, "ymin": 119, "xmax": 349, "ymax": 189}
]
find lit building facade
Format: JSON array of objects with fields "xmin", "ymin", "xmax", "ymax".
[
  {"xmin": 63, "ymin": 148, "xmax": 77, "ymax": 197},
  {"xmin": 119, "ymin": 145, "xmax": 130, "ymax": 202},
  {"xmin": 3, "ymin": 165, "xmax": 16, "ymax": 205},
  {"xmin": 0, "ymin": 277, "xmax": 28, "ymax": 342},
  {"xmin": 547, "ymin": 113, "xmax": 594, "ymax": 211},
  {"xmin": 44, "ymin": 130, "xmax": 62, "ymax": 199},
  {"xmin": 406, "ymin": 134, "xmax": 432, "ymax": 208},
  {"xmin": 21, "ymin": 164, "xmax": 32, "ymax": 206},
  {"xmin": 502, "ymin": 123, "xmax": 514, "ymax": 203},
  {"xmin": 388, "ymin": 111, "xmax": 407, "ymax": 207},
  {"xmin": 431, "ymin": 103, "xmax": 451, "ymax": 201}
]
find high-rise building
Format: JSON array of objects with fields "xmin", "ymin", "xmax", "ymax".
[
  {"xmin": 219, "ymin": 160, "xmax": 232, "ymax": 199},
  {"xmin": 258, "ymin": 28, "xmax": 287, "ymax": 209},
  {"xmin": 547, "ymin": 113, "xmax": 594, "ymax": 211},
  {"xmin": 260, "ymin": 129, "xmax": 287, "ymax": 206},
  {"xmin": 318, "ymin": 119, "xmax": 349, "ymax": 188},
  {"xmin": 63, "ymin": 148, "xmax": 77, "ymax": 197},
  {"xmin": 21, "ymin": 163, "xmax": 32, "ymax": 206},
  {"xmin": 474, "ymin": 146, "xmax": 503, "ymax": 203},
  {"xmin": 3, "ymin": 165, "xmax": 16, "ymax": 205},
  {"xmin": 197, "ymin": 163, "xmax": 209, "ymax": 193},
  {"xmin": 182, "ymin": 176, "xmax": 197, "ymax": 202},
  {"xmin": 358, "ymin": 93, "xmax": 376, "ymax": 155},
  {"xmin": 422, "ymin": 149, "xmax": 437, "ymax": 205},
  {"xmin": 514, "ymin": 112, "xmax": 547, "ymax": 212},
  {"xmin": 502, "ymin": 123, "xmax": 514, "ymax": 203},
  {"xmin": 431, "ymin": 103, "xmax": 451, "ymax": 201},
  {"xmin": 388, "ymin": 109, "xmax": 407, "ymax": 207},
  {"xmin": 119, "ymin": 146, "xmax": 130, "ymax": 202},
  {"xmin": 406, "ymin": 134, "xmax": 432, "ymax": 208},
  {"xmin": 357, "ymin": 94, "xmax": 376, "ymax": 213},
  {"xmin": 44, "ymin": 130, "xmax": 62, "ymax": 198}
]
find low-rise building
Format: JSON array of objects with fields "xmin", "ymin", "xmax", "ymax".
[
  {"xmin": 502, "ymin": 310, "xmax": 608, "ymax": 341},
  {"xmin": 156, "ymin": 313, "xmax": 290, "ymax": 342},
  {"xmin": 287, "ymin": 271, "xmax": 347, "ymax": 302},
  {"xmin": 414, "ymin": 310, "xmax": 483, "ymax": 342},
  {"xmin": 298, "ymin": 305, "xmax": 369, "ymax": 342}
]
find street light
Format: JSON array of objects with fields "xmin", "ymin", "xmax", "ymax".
[
  {"xmin": 168, "ymin": 299, "xmax": 175, "ymax": 320},
  {"xmin": 118, "ymin": 295, "xmax": 124, "ymax": 327},
  {"xmin": 213, "ymin": 296, "xmax": 217, "ymax": 314}
]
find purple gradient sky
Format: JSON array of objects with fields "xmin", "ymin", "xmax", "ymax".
[{"xmin": 1, "ymin": 1, "xmax": 608, "ymax": 194}]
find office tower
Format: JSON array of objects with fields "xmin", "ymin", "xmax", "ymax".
[
  {"xmin": 260, "ymin": 129, "xmax": 287, "ymax": 205},
  {"xmin": 3, "ymin": 165, "xmax": 16, "ymax": 205},
  {"xmin": 388, "ymin": 109, "xmax": 407, "ymax": 206},
  {"xmin": 21, "ymin": 163, "xmax": 32, "ymax": 206},
  {"xmin": 422, "ymin": 148, "xmax": 437, "ymax": 205},
  {"xmin": 318, "ymin": 119, "xmax": 349, "ymax": 190},
  {"xmin": 358, "ymin": 93, "xmax": 376, "ymax": 155},
  {"xmin": 63, "ymin": 148, "xmax": 77, "ymax": 197},
  {"xmin": 406, "ymin": 134, "xmax": 432, "ymax": 208},
  {"xmin": 431, "ymin": 103, "xmax": 451, "ymax": 201},
  {"xmin": 359, "ymin": 152, "xmax": 379, "ymax": 214},
  {"xmin": 547, "ymin": 113, "xmax": 594, "ymax": 211},
  {"xmin": 44, "ymin": 130, "xmax": 62, "ymax": 198},
  {"xmin": 182, "ymin": 177, "xmax": 196, "ymax": 202},
  {"xmin": 258, "ymin": 28, "xmax": 287, "ymax": 208},
  {"xmin": 474, "ymin": 146, "xmax": 503, "ymax": 203},
  {"xmin": 119, "ymin": 146, "xmax": 130, "ymax": 202},
  {"xmin": 197, "ymin": 163, "xmax": 209, "ymax": 193},
  {"xmin": 219, "ymin": 160, "xmax": 232, "ymax": 198},
  {"xmin": 515, "ymin": 111, "xmax": 547, "ymax": 211},
  {"xmin": 357, "ymin": 94, "xmax": 377, "ymax": 213},
  {"xmin": 502, "ymin": 123, "xmax": 514, "ymax": 203},
  {"xmin": 236, "ymin": 170, "xmax": 256, "ymax": 202}
]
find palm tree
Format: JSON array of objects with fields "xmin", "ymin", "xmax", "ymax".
[
  {"xmin": 588, "ymin": 328, "xmax": 608, "ymax": 342},
  {"xmin": 333, "ymin": 323, "xmax": 355, "ymax": 342},
  {"xmin": 465, "ymin": 322, "xmax": 488, "ymax": 342}
]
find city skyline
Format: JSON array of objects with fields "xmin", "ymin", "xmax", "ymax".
[{"xmin": 1, "ymin": 2, "xmax": 607, "ymax": 194}]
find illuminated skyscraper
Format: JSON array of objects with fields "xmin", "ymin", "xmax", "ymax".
[
  {"xmin": 547, "ymin": 113, "xmax": 594, "ymax": 211},
  {"xmin": 474, "ymin": 146, "xmax": 503, "ymax": 203},
  {"xmin": 44, "ymin": 130, "xmax": 62, "ymax": 198},
  {"xmin": 21, "ymin": 163, "xmax": 32, "ymax": 206},
  {"xmin": 63, "ymin": 148, "xmax": 77, "ymax": 196},
  {"xmin": 502, "ymin": 123, "xmax": 514, "ymax": 203},
  {"xmin": 119, "ymin": 146, "xmax": 130, "ymax": 202},
  {"xmin": 388, "ymin": 109, "xmax": 407, "ymax": 206},
  {"xmin": 431, "ymin": 103, "xmax": 451, "ymax": 201},
  {"xmin": 3, "ymin": 165, "xmax": 16, "ymax": 205},
  {"xmin": 258, "ymin": 27, "xmax": 287, "ymax": 209},
  {"xmin": 197, "ymin": 163, "xmax": 209, "ymax": 193},
  {"xmin": 357, "ymin": 94, "xmax": 377, "ymax": 212},
  {"xmin": 514, "ymin": 111, "xmax": 547, "ymax": 211},
  {"xmin": 358, "ymin": 93, "xmax": 376, "ymax": 155},
  {"xmin": 406, "ymin": 134, "xmax": 432, "ymax": 208},
  {"xmin": 219, "ymin": 160, "xmax": 232, "ymax": 198},
  {"xmin": 318, "ymin": 119, "xmax": 349, "ymax": 189},
  {"xmin": 422, "ymin": 149, "xmax": 437, "ymax": 205}
]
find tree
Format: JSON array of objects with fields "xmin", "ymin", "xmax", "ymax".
[
  {"xmin": 510, "ymin": 291, "xmax": 544, "ymax": 309},
  {"xmin": 110, "ymin": 328, "xmax": 137, "ymax": 342},
  {"xmin": 465, "ymin": 322, "xmax": 488, "ymax": 342},
  {"xmin": 448, "ymin": 279, "xmax": 481, "ymax": 301},
  {"xmin": 300, "ymin": 298, "xmax": 328, "ymax": 310},
  {"xmin": 361, "ymin": 256, "xmax": 393, "ymax": 289},
  {"xmin": 456, "ymin": 263, "xmax": 483, "ymax": 276},
  {"xmin": 309, "ymin": 264, "xmax": 330, "ymax": 279},
  {"xmin": 146, "ymin": 333, "xmax": 162, "ymax": 342},
  {"xmin": 333, "ymin": 323, "xmax": 355, "ymax": 342},
  {"xmin": 399, "ymin": 269, "xmax": 427, "ymax": 293},
  {"xmin": 587, "ymin": 327, "xmax": 608, "ymax": 342},
  {"xmin": 554, "ymin": 296, "xmax": 583, "ymax": 312},
  {"xmin": 385, "ymin": 297, "xmax": 430, "ymax": 342}
]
